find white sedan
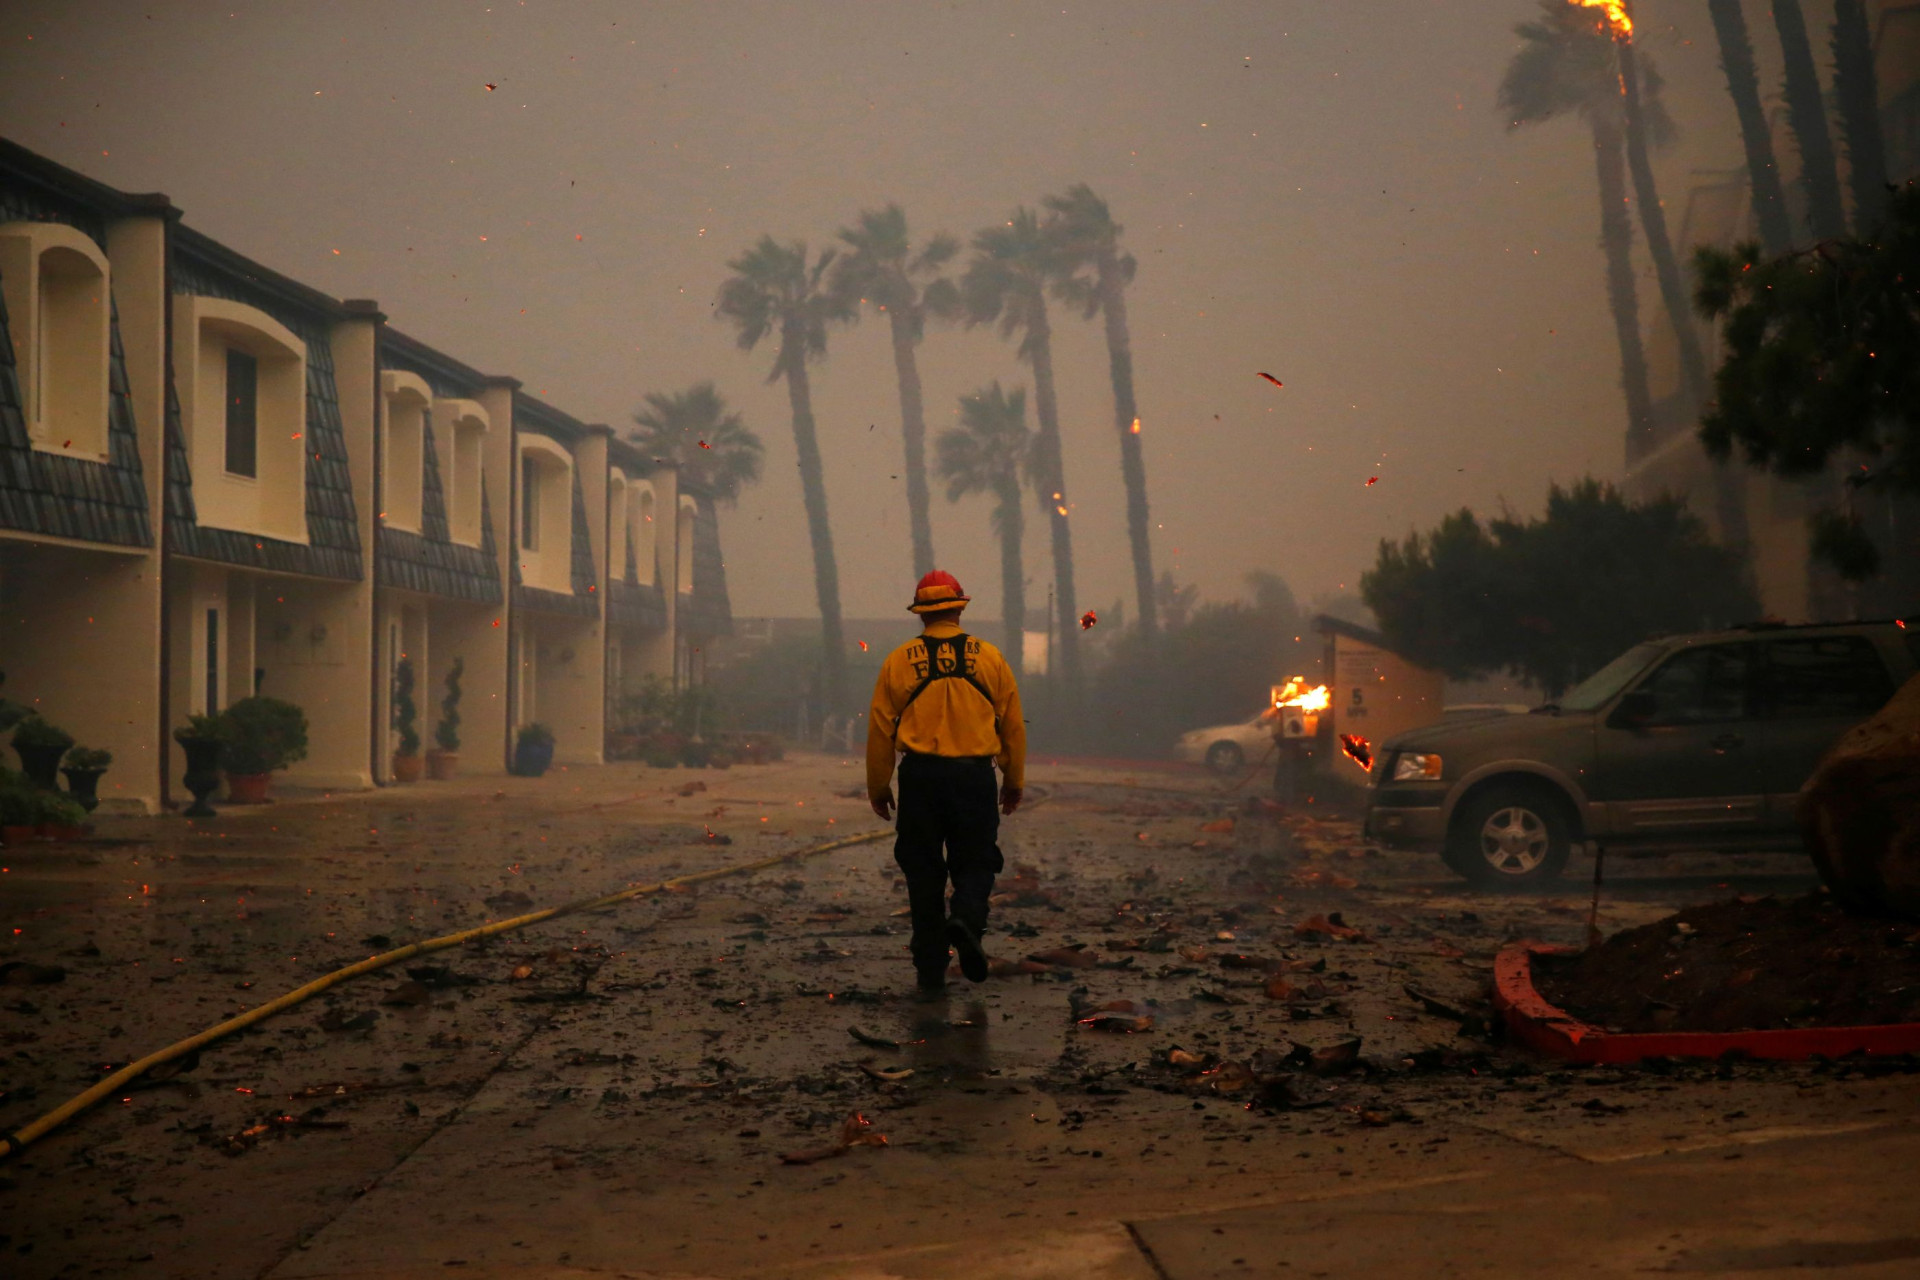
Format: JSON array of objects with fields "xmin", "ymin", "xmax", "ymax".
[
  {"xmin": 1174, "ymin": 703, "xmax": 1531, "ymax": 774},
  {"xmin": 1173, "ymin": 714, "xmax": 1273, "ymax": 774}
]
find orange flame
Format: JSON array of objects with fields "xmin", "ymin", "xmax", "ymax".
[
  {"xmin": 1273, "ymin": 677, "xmax": 1330, "ymax": 713},
  {"xmin": 1339, "ymin": 734, "xmax": 1373, "ymax": 772},
  {"xmin": 1568, "ymin": 0, "xmax": 1630, "ymax": 38}
]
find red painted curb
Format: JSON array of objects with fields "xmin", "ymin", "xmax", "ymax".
[{"xmin": 1493, "ymin": 941, "xmax": 1920, "ymax": 1065}]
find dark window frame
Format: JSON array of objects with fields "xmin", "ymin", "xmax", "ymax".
[
  {"xmin": 520, "ymin": 455, "xmax": 540, "ymax": 551},
  {"xmin": 1632, "ymin": 642, "xmax": 1757, "ymax": 727},
  {"xmin": 1757, "ymin": 634, "xmax": 1894, "ymax": 721},
  {"xmin": 224, "ymin": 348, "xmax": 259, "ymax": 478}
]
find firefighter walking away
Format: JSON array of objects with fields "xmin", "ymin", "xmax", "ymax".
[{"xmin": 867, "ymin": 570, "xmax": 1026, "ymax": 998}]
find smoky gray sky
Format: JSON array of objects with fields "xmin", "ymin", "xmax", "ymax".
[{"xmin": 1, "ymin": 0, "xmax": 1784, "ymax": 623}]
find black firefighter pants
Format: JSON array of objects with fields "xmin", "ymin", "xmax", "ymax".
[{"xmin": 894, "ymin": 753, "xmax": 1004, "ymax": 976}]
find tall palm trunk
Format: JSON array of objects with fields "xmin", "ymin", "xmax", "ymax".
[
  {"xmin": 1772, "ymin": 0, "xmax": 1848, "ymax": 241},
  {"xmin": 1025, "ymin": 308, "xmax": 1080, "ymax": 694},
  {"xmin": 886, "ymin": 312, "xmax": 937, "ymax": 579},
  {"xmin": 994, "ymin": 477, "xmax": 1026, "ymax": 686},
  {"xmin": 780, "ymin": 326, "xmax": 847, "ymax": 712},
  {"xmin": 1831, "ymin": 0, "xmax": 1889, "ymax": 233},
  {"xmin": 1096, "ymin": 260, "xmax": 1157, "ymax": 641},
  {"xmin": 1617, "ymin": 39, "xmax": 1710, "ymax": 409},
  {"xmin": 1709, "ymin": 0, "xmax": 1795, "ymax": 254},
  {"xmin": 1592, "ymin": 116, "xmax": 1656, "ymax": 462}
]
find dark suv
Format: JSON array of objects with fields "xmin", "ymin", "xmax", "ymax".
[{"xmin": 1365, "ymin": 621, "xmax": 1920, "ymax": 886}]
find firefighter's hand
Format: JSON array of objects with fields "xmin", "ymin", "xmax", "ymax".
[
  {"xmin": 1000, "ymin": 784, "xmax": 1023, "ymax": 816},
  {"xmin": 870, "ymin": 790, "xmax": 894, "ymax": 822}
]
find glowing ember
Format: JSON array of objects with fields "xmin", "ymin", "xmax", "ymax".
[
  {"xmin": 1568, "ymin": 0, "xmax": 1630, "ymax": 38},
  {"xmin": 1079, "ymin": 610, "xmax": 1097, "ymax": 630},
  {"xmin": 857, "ymin": 640, "xmax": 869, "ymax": 651},
  {"xmin": 698, "ymin": 440, "xmax": 712, "ymax": 449},
  {"xmin": 1130, "ymin": 417, "xmax": 1142, "ymax": 434},
  {"xmin": 1365, "ymin": 476, "xmax": 1378, "ymax": 486},
  {"xmin": 1339, "ymin": 733, "xmax": 1373, "ymax": 771},
  {"xmin": 1257, "ymin": 371, "xmax": 1283, "ymax": 387}
]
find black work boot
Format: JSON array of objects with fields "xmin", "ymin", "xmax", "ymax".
[{"xmin": 946, "ymin": 918, "xmax": 989, "ymax": 983}]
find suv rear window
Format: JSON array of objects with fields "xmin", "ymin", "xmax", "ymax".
[{"xmin": 1761, "ymin": 636, "xmax": 1894, "ymax": 719}]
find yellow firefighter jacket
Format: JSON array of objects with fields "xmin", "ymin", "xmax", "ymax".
[{"xmin": 866, "ymin": 621, "xmax": 1026, "ymax": 800}]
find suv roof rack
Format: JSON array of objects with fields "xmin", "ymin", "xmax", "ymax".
[{"xmin": 1729, "ymin": 617, "xmax": 1916, "ymax": 632}]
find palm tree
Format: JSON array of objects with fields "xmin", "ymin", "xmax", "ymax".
[
  {"xmin": 716, "ymin": 236, "xmax": 858, "ymax": 710},
  {"xmin": 831, "ymin": 205, "xmax": 962, "ymax": 581},
  {"xmin": 627, "ymin": 383, "xmax": 764, "ymax": 505},
  {"xmin": 933, "ymin": 383, "xmax": 1032, "ymax": 683},
  {"xmin": 1770, "ymin": 0, "xmax": 1847, "ymax": 241},
  {"xmin": 1044, "ymin": 183, "xmax": 1158, "ymax": 641},
  {"xmin": 1830, "ymin": 0, "xmax": 1889, "ymax": 233},
  {"xmin": 962, "ymin": 208, "xmax": 1082, "ymax": 692},
  {"xmin": 1500, "ymin": 2, "xmax": 1654, "ymax": 455},
  {"xmin": 1613, "ymin": 28, "xmax": 1711, "ymax": 409},
  {"xmin": 1707, "ymin": 0, "xmax": 1795, "ymax": 254}
]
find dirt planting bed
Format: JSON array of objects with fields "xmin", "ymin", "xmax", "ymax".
[{"xmin": 1535, "ymin": 892, "xmax": 1920, "ymax": 1035}]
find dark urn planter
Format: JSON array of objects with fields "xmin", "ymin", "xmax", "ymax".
[
  {"xmin": 60, "ymin": 767, "xmax": 106, "ymax": 814},
  {"xmin": 14, "ymin": 743, "xmax": 65, "ymax": 790},
  {"xmin": 511, "ymin": 739, "xmax": 554, "ymax": 777},
  {"xmin": 177, "ymin": 738, "xmax": 223, "ymax": 818}
]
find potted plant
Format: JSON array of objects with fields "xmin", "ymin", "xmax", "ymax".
[
  {"xmin": 390, "ymin": 658, "xmax": 423, "ymax": 783},
  {"xmin": 511, "ymin": 723, "xmax": 555, "ymax": 777},
  {"xmin": 61, "ymin": 746, "xmax": 112, "ymax": 814},
  {"xmin": 173, "ymin": 714, "xmax": 228, "ymax": 818},
  {"xmin": 427, "ymin": 658, "xmax": 463, "ymax": 780},
  {"xmin": 34, "ymin": 789, "xmax": 89, "ymax": 842},
  {"xmin": 11, "ymin": 715, "xmax": 75, "ymax": 790},
  {"xmin": 0, "ymin": 769, "xmax": 36, "ymax": 845},
  {"xmin": 217, "ymin": 696, "xmax": 309, "ymax": 804}
]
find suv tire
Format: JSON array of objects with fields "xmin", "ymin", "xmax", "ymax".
[
  {"xmin": 1444, "ymin": 785, "xmax": 1573, "ymax": 888},
  {"xmin": 1205, "ymin": 741, "xmax": 1245, "ymax": 774}
]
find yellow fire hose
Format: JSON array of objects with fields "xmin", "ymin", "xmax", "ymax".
[{"xmin": 0, "ymin": 826, "xmax": 898, "ymax": 1162}]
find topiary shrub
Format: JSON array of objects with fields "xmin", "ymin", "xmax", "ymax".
[
  {"xmin": 219, "ymin": 697, "xmax": 310, "ymax": 775},
  {"xmin": 392, "ymin": 659, "xmax": 421, "ymax": 758},
  {"xmin": 65, "ymin": 746, "xmax": 112, "ymax": 771},
  {"xmin": 434, "ymin": 658, "xmax": 464, "ymax": 753},
  {"xmin": 11, "ymin": 716, "xmax": 75, "ymax": 751}
]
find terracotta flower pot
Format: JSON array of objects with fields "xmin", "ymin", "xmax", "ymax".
[
  {"xmin": 225, "ymin": 772, "xmax": 272, "ymax": 805},
  {"xmin": 1, "ymin": 825, "xmax": 36, "ymax": 847},
  {"xmin": 37, "ymin": 822, "xmax": 89, "ymax": 842},
  {"xmin": 425, "ymin": 750, "xmax": 459, "ymax": 781},
  {"xmin": 391, "ymin": 753, "xmax": 424, "ymax": 783}
]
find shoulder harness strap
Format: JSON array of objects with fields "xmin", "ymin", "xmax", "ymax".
[{"xmin": 895, "ymin": 633, "xmax": 998, "ymax": 727}]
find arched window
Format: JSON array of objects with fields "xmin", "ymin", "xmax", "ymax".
[
  {"xmin": 173, "ymin": 294, "xmax": 307, "ymax": 544},
  {"xmin": 676, "ymin": 494, "xmax": 697, "ymax": 595},
  {"xmin": 379, "ymin": 370, "xmax": 430, "ymax": 533},
  {"xmin": 515, "ymin": 435, "xmax": 572, "ymax": 593},
  {"xmin": 607, "ymin": 470, "xmax": 629, "ymax": 581},
  {"xmin": 432, "ymin": 398, "xmax": 489, "ymax": 547},
  {"xmin": 631, "ymin": 482, "xmax": 657, "ymax": 587},
  {"xmin": 0, "ymin": 222, "xmax": 111, "ymax": 461}
]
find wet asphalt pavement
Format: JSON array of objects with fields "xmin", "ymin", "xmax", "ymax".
[{"xmin": 2, "ymin": 753, "xmax": 1915, "ymax": 1279}]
